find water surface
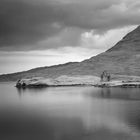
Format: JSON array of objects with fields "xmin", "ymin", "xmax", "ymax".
[{"xmin": 0, "ymin": 83, "xmax": 140, "ymax": 140}]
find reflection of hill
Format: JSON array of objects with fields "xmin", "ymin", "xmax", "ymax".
[
  {"xmin": 0, "ymin": 108, "xmax": 85, "ymax": 140},
  {"xmin": 0, "ymin": 104, "xmax": 140, "ymax": 140}
]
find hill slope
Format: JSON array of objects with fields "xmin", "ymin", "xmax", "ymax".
[{"xmin": 1, "ymin": 25, "xmax": 140, "ymax": 81}]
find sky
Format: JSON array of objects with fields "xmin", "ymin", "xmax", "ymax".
[{"xmin": 0, "ymin": 0, "xmax": 140, "ymax": 74}]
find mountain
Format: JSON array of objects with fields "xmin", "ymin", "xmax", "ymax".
[{"xmin": 1, "ymin": 25, "xmax": 140, "ymax": 81}]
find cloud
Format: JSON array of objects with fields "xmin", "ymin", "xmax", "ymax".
[
  {"xmin": 80, "ymin": 25, "xmax": 137, "ymax": 50},
  {"xmin": 0, "ymin": 0, "xmax": 140, "ymax": 51},
  {"xmin": 0, "ymin": 0, "xmax": 65, "ymax": 48}
]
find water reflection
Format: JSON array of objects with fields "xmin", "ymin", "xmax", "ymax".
[
  {"xmin": 16, "ymin": 86, "xmax": 140, "ymax": 101},
  {"xmin": 0, "ymin": 106, "xmax": 140, "ymax": 140},
  {"xmin": 100, "ymin": 88, "xmax": 111, "ymax": 98},
  {"xmin": 0, "ymin": 108, "xmax": 86, "ymax": 140},
  {"xmin": 17, "ymin": 87, "xmax": 48, "ymax": 96},
  {"xmin": 85, "ymin": 87, "xmax": 140, "ymax": 101},
  {"xmin": 1, "ymin": 84, "xmax": 140, "ymax": 140}
]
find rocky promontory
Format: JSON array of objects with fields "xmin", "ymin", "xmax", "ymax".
[
  {"xmin": 16, "ymin": 75, "xmax": 100, "ymax": 88},
  {"xmin": 15, "ymin": 75, "xmax": 140, "ymax": 88}
]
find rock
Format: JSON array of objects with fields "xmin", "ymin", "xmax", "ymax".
[{"xmin": 16, "ymin": 78, "xmax": 48, "ymax": 88}]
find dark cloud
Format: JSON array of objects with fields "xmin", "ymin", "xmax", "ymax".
[
  {"xmin": 0, "ymin": 0, "xmax": 66, "ymax": 47},
  {"xmin": 0, "ymin": 0, "xmax": 140, "ymax": 51}
]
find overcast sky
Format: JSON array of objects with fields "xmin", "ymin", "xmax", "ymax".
[{"xmin": 0, "ymin": 0, "xmax": 140, "ymax": 74}]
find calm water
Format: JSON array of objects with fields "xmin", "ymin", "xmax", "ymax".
[{"xmin": 1, "ymin": 83, "xmax": 140, "ymax": 140}]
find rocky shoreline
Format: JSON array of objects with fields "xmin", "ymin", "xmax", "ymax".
[
  {"xmin": 15, "ymin": 75, "xmax": 100, "ymax": 88},
  {"xmin": 95, "ymin": 81, "xmax": 140, "ymax": 88}
]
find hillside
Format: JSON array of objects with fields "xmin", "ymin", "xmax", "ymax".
[{"xmin": 0, "ymin": 25, "xmax": 140, "ymax": 82}]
